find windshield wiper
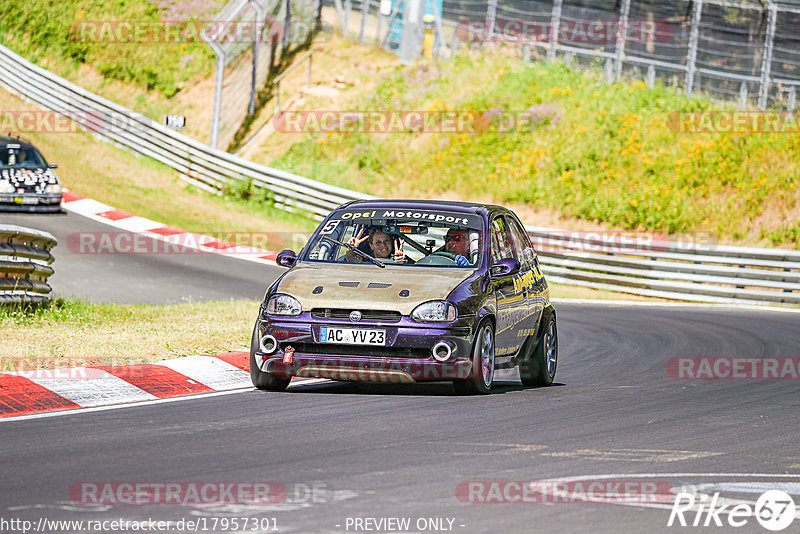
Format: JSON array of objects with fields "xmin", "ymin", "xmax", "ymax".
[{"xmin": 321, "ymin": 236, "xmax": 386, "ymax": 268}]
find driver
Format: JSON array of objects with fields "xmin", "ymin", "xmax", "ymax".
[
  {"xmin": 444, "ymin": 228, "xmax": 469, "ymax": 256},
  {"xmin": 346, "ymin": 227, "xmax": 407, "ymax": 262}
]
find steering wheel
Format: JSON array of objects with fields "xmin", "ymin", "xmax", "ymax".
[{"xmin": 416, "ymin": 251, "xmax": 458, "ymax": 265}]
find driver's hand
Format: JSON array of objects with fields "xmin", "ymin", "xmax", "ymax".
[{"xmin": 393, "ymin": 239, "xmax": 406, "ymax": 262}]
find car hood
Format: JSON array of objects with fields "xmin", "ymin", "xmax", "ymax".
[{"xmin": 277, "ymin": 262, "xmax": 473, "ymax": 315}]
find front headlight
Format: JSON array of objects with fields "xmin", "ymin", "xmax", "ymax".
[
  {"xmin": 411, "ymin": 300, "xmax": 457, "ymax": 323},
  {"xmin": 45, "ymin": 184, "xmax": 62, "ymax": 194},
  {"xmin": 0, "ymin": 181, "xmax": 13, "ymax": 193},
  {"xmin": 266, "ymin": 293, "xmax": 302, "ymax": 316}
]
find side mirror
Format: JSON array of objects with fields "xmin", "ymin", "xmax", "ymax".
[
  {"xmin": 48, "ymin": 163, "xmax": 58, "ymax": 169},
  {"xmin": 490, "ymin": 258, "xmax": 520, "ymax": 277},
  {"xmin": 276, "ymin": 249, "xmax": 297, "ymax": 268}
]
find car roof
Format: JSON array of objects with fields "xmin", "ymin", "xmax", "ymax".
[
  {"xmin": 0, "ymin": 134, "xmax": 35, "ymax": 147},
  {"xmin": 340, "ymin": 199, "xmax": 508, "ymax": 216}
]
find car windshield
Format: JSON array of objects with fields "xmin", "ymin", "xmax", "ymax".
[
  {"xmin": 0, "ymin": 144, "xmax": 48, "ymax": 169},
  {"xmin": 303, "ymin": 207, "xmax": 484, "ymax": 268}
]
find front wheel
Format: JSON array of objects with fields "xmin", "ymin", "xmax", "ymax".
[
  {"xmin": 453, "ymin": 320, "xmax": 495, "ymax": 395},
  {"xmin": 250, "ymin": 323, "xmax": 291, "ymax": 391},
  {"xmin": 519, "ymin": 311, "xmax": 557, "ymax": 387}
]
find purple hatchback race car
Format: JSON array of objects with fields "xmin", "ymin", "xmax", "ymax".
[{"xmin": 251, "ymin": 200, "xmax": 558, "ymax": 394}]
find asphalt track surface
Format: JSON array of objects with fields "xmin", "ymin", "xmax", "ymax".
[
  {"xmin": 2, "ymin": 211, "xmax": 800, "ymax": 533},
  {"xmin": 1, "ymin": 211, "xmax": 284, "ymax": 303}
]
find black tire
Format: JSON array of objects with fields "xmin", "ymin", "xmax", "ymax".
[
  {"xmin": 250, "ymin": 323, "xmax": 291, "ymax": 391},
  {"xmin": 453, "ymin": 320, "xmax": 495, "ymax": 395},
  {"xmin": 519, "ymin": 310, "xmax": 558, "ymax": 387}
]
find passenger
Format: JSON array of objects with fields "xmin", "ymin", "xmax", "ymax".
[{"xmin": 346, "ymin": 227, "xmax": 407, "ymax": 262}]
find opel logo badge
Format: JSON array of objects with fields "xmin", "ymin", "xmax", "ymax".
[{"xmin": 349, "ymin": 310, "xmax": 362, "ymax": 322}]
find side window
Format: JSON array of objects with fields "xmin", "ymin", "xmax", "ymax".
[
  {"xmin": 490, "ymin": 216, "xmax": 515, "ymax": 264},
  {"xmin": 505, "ymin": 216, "xmax": 534, "ymax": 271}
]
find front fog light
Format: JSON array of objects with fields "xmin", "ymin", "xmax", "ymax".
[
  {"xmin": 266, "ymin": 294, "xmax": 302, "ymax": 316},
  {"xmin": 411, "ymin": 300, "xmax": 457, "ymax": 322}
]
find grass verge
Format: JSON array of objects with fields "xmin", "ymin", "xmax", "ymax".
[{"xmin": 1, "ymin": 298, "xmax": 257, "ymax": 371}]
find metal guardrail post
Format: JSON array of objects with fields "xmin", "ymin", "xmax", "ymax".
[
  {"xmin": 685, "ymin": 0, "xmax": 704, "ymax": 95},
  {"xmin": 548, "ymin": 0, "xmax": 563, "ymax": 61},
  {"xmin": 758, "ymin": 1, "xmax": 778, "ymax": 110},
  {"xmin": 614, "ymin": 0, "xmax": 632, "ymax": 82}
]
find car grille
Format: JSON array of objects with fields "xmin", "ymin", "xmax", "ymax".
[
  {"xmin": 285, "ymin": 342, "xmax": 430, "ymax": 359},
  {"xmin": 311, "ymin": 308, "xmax": 402, "ymax": 323}
]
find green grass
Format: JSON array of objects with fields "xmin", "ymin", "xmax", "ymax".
[
  {"xmin": 0, "ymin": 1, "xmax": 221, "ymax": 96},
  {"xmin": 270, "ymin": 52, "xmax": 800, "ymax": 248}
]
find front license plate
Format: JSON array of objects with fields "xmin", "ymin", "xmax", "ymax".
[
  {"xmin": 320, "ymin": 326, "xmax": 386, "ymax": 345},
  {"xmin": 14, "ymin": 197, "xmax": 38, "ymax": 205}
]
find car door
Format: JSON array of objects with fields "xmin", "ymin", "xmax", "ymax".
[
  {"xmin": 489, "ymin": 215, "xmax": 525, "ymax": 365},
  {"xmin": 505, "ymin": 214, "xmax": 544, "ymax": 343}
]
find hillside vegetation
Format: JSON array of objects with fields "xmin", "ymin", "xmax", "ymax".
[
  {"xmin": 269, "ymin": 51, "xmax": 800, "ymax": 248},
  {"xmin": 0, "ymin": 0, "xmax": 220, "ymax": 96}
]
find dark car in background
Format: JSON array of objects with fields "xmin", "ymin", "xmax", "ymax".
[
  {"xmin": 0, "ymin": 135, "xmax": 62, "ymax": 212},
  {"xmin": 251, "ymin": 200, "xmax": 558, "ymax": 394}
]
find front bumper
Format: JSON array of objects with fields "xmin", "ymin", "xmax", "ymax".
[
  {"xmin": 254, "ymin": 314, "xmax": 477, "ymax": 383},
  {"xmin": 0, "ymin": 193, "xmax": 62, "ymax": 212}
]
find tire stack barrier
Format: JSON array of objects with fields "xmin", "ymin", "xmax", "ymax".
[{"xmin": 0, "ymin": 225, "xmax": 57, "ymax": 304}]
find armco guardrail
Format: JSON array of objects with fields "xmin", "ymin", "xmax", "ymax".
[
  {"xmin": 0, "ymin": 44, "xmax": 373, "ymax": 220},
  {"xmin": 527, "ymin": 226, "xmax": 800, "ymax": 306},
  {"xmin": 0, "ymin": 225, "xmax": 57, "ymax": 304}
]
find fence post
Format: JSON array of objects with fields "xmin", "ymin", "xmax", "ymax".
[
  {"xmin": 283, "ymin": 0, "xmax": 293, "ymax": 50},
  {"xmin": 485, "ymin": 0, "xmax": 498, "ymax": 44},
  {"xmin": 359, "ymin": 0, "xmax": 369, "ymax": 43},
  {"xmin": 548, "ymin": 0, "xmax": 563, "ymax": 61},
  {"xmin": 789, "ymin": 86, "xmax": 797, "ymax": 112},
  {"xmin": 399, "ymin": 0, "xmax": 422, "ymax": 64},
  {"xmin": 685, "ymin": 0, "xmax": 703, "ymax": 95},
  {"xmin": 249, "ymin": 0, "xmax": 265, "ymax": 116},
  {"xmin": 614, "ymin": 0, "xmax": 632, "ymax": 82},
  {"xmin": 344, "ymin": 0, "xmax": 352, "ymax": 36},
  {"xmin": 758, "ymin": 1, "xmax": 778, "ymax": 110},
  {"xmin": 333, "ymin": 0, "xmax": 346, "ymax": 34},
  {"xmin": 646, "ymin": 64, "xmax": 655, "ymax": 87},
  {"xmin": 209, "ymin": 47, "xmax": 225, "ymax": 149}
]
